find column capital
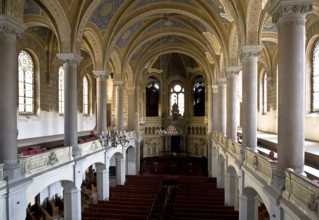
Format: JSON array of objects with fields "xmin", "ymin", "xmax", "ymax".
[
  {"xmin": 217, "ymin": 78, "xmax": 227, "ymax": 85},
  {"xmin": 114, "ymin": 80, "xmax": 125, "ymax": 87},
  {"xmin": 225, "ymin": 66, "xmax": 240, "ymax": 77},
  {"xmin": 212, "ymin": 85, "xmax": 218, "ymax": 93},
  {"xmin": 269, "ymin": 0, "xmax": 312, "ymax": 24},
  {"xmin": 126, "ymin": 87, "xmax": 135, "ymax": 95},
  {"xmin": 0, "ymin": 15, "xmax": 27, "ymax": 38},
  {"xmin": 93, "ymin": 70, "xmax": 111, "ymax": 79},
  {"xmin": 238, "ymin": 45, "xmax": 263, "ymax": 62},
  {"xmin": 57, "ymin": 53, "xmax": 83, "ymax": 65}
]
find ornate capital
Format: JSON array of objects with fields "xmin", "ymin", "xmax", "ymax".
[
  {"xmin": 57, "ymin": 53, "xmax": 82, "ymax": 65},
  {"xmin": 238, "ymin": 45, "xmax": 263, "ymax": 62},
  {"xmin": 126, "ymin": 87, "xmax": 135, "ymax": 95},
  {"xmin": 114, "ymin": 80, "xmax": 125, "ymax": 87},
  {"xmin": 217, "ymin": 78, "xmax": 227, "ymax": 85},
  {"xmin": 0, "ymin": 15, "xmax": 26, "ymax": 38},
  {"xmin": 93, "ymin": 70, "xmax": 111, "ymax": 79},
  {"xmin": 212, "ymin": 85, "xmax": 218, "ymax": 93},
  {"xmin": 269, "ymin": 0, "xmax": 312, "ymax": 24},
  {"xmin": 225, "ymin": 66, "xmax": 240, "ymax": 78}
]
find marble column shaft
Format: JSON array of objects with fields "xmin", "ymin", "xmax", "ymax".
[
  {"xmin": 57, "ymin": 53, "xmax": 82, "ymax": 157},
  {"xmin": 127, "ymin": 87, "xmax": 135, "ymax": 131},
  {"xmin": 238, "ymin": 45, "xmax": 262, "ymax": 151},
  {"xmin": 212, "ymin": 85, "xmax": 219, "ymax": 131},
  {"xmin": 0, "ymin": 16, "xmax": 26, "ymax": 179},
  {"xmin": 270, "ymin": 0, "xmax": 312, "ymax": 175},
  {"xmin": 96, "ymin": 163, "xmax": 110, "ymax": 201},
  {"xmin": 225, "ymin": 67, "xmax": 240, "ymax": 141},
  {"xmin": 218, "ymin": 78, "xmax": 227, "ymax": 135},
  {"xmin": 93, "ymin": 71, "xmax": 109, "ymax": 136},
  {"xmin": 114, "ymin": 81, "xmax": 125, "ymax": 131}
]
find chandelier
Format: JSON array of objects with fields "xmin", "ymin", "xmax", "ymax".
[
  {"xmin": 156, "ymin": 124, "xmax": 181, "ymax": 136},
  {"xmin": 100, "ymin": 130, "xmax": 129, "ymax": 148}
]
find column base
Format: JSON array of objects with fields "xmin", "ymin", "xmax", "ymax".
[
  {"xmin": 271, "ymin": 171, "xmax": 286, "ymax": 194},
  {"xmin": 3, "ymin": 163, "xmax": 21, "ymax": 181},
  {"xmin": 72, "ymin": 146, "xmax": 81, "ymax": 158}
]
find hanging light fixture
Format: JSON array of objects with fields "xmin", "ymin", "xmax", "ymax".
[{"xmin": 100, "ymin": 127, "xmax": 129, "ymax": 148}]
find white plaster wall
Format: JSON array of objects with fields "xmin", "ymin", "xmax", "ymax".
[
  {"xmin": 257, "ymin": 110, "xmax": 319, "ymax": 142},
  {"xmin": 17, "ymin": 110, "xmax": 96, "ymax": 140},
  {"xmin": 305, "ymin": 114, "xmax": 319, "ymax": 142},
  {"xmin": 257, "ymin": 107, "xmax": 278, "ymax": 134}
]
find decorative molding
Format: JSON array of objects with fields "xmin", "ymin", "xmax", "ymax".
[
  {"xmin": 238, "ymin": 45, "xmax": 263, "ymax": 61},
  {"xmin": 93, "ymin": 70, "xmax": 111, "ymax": 79},
  {"xmin": 0, "ymin": 15, "xmax": 27, "ymax": 38},
  {"xmin": 225, "ymin": 66, "xmax": 240, "ymax": 77},
  {"xmin": 217, "ymin": 78, "xmax": 227, "ymax": 85},
  {"xmin": 212, "ymin": 85, "xmax": 218, "ymax": 93},
  {"xmin": 126, "ymin": 87, "xmax": 135, "ymax": 95},
  {"xmin": 56, "ymin": 53, "xmax": 83, "ymax": 65},
  {"xmin": 308, "ymin": 194, "xmax": 319, "ymax": 216},
  {"xmin": 114, "ymin": 80, "xmax": 125, "ymax": 87},
  {"xmin": 269, "ymin": 1, "xmax": 312, "ymax": 24}
]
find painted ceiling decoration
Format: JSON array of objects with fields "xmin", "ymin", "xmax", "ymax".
[{"xmin": 22, "ymin": 0, "xmax": 282, "ymax": 84}]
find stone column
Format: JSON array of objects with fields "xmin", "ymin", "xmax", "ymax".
[
  {"xmin": 217, "ymin": 156, "xmax": 225, "ymax": 188},
  {"xmin": 238, "ymin": 45, "xmax": 262, "ymax": 152},
  {"xmin": 57, "ymin": 53, "xmax": 82, "ymax": 158},
  {"xmin": 62, "ymin": 182, "xmax": 81, "ymax": 220},
  {"xmin": 269, "ymin": 1, "xmax": 312, "ymax": 178},
  {"xmin": 211, "ymin": 147, "xmax": 219, "ymax": 178},
  {"xmin": 0, "ymin": 15, "xmax": 26, "ymax": 179},
  {"xmin": 116, "ymin": 158, "xmax": 126, "ymax": 185},
  {"xmin": 114, "ymin": 81, "xmax": 125, "ymax": 131},
  {"xmin": 225, "ymin": 67, "xmax": 240, "ymax": 141},
  {"xmin": 218, "ymin": 78, "xmax": 227, "ymax": 135},
  {"xmin": 127, "ymin": 87, "xmax": 135, "ymax": 131},
  {"xmin": 207, "ymin": 86, "xmax": 213, "ymax": 133},
  {"xmin": 212, "ymin": 85, "xmax": 219, "ymax": 130},
  {"xmin": 93, "ymin": 71, "xmax": 109, "ymax": 136},
  {"xmin": 96, "ymin": 163, "xmax": 110, "ymax": 200}
]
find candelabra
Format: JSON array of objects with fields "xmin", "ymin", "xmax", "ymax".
[
  {"xmin": 156, "ymin": 124, "xmax": 180, "ymax": 136},
  {"xmin": 100, "ymin": 130, "xmax": 129, "ymax": 148}
]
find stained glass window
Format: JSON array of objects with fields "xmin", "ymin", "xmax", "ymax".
[
  {"xmin": 146, "ymin": 77, "xmax": 160, "ymax": 116},
  {"xmin": 18, "ymin": 50, "xmax": 34, "ymax": 114},
  {"xmin": 170, "ymin": 84, "xmax": 184, "ymax": 116}
]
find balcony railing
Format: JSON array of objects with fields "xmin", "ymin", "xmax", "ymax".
[
  {"xmin": 18, "ymin": 131, "xmax": 136, "ymax": 175},
  {"xmin": 211, "ymin": 131, "xmax": 319, "ymax": 218}
]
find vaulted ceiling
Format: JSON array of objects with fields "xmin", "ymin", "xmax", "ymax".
[{"xmin": 23, "ymin": 0, "xmax": 283, "ymax": 85}]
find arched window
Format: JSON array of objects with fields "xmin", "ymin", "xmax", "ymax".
[
  {"xmin": 58, "ymin": 66, "xmax": 64, "ymax": 115},
  {"xmin": 18, "ymin": 50, "xmax": 34, "ymax": 114},
  {"xmin": 312, "ymin": 40, "xmax": 319, "ymax": 112},
  {"xmin": 193, "ymin": 78, "xmax": 205, "ymax": 116},
  {"xmin": 262, "ymin": 72, "xmax": 268, "ymax": 115},
  {"xmin": 170, "ymin": 84, "xmax": 184, "ymax": 117},
  {"xmin": 83, "ymin": 75, "xmax": 89, "ymax": 115},
  {"xmin": 146, "ymin": 77, "xmax": 160, "ymax": 116}
]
